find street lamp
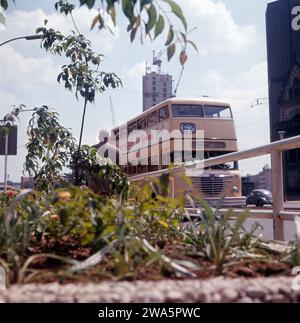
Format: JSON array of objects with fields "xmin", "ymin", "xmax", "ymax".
[{"xmin": 0, "ymin": 34, "xmax": 44, "ymax": 47}]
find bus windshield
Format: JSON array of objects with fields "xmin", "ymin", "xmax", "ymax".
[
  {"xmin": 204, "ymin": 105, "xmax": 232, "ymax": 119},
  {"xmin": 171, "ymin": 104, "xmax": 232, "ymax": 119},
  {"xmin": 172, "ymin": 105, "xmax": 204, "ymax": 117}
]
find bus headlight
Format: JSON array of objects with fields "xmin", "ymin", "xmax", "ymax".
[
  {"xmin": 232, "ymin": 186, "xmax": 239, "ymax": 193},
  {"xmin": 180, "ymin": 123, "xmax": 196, "ymax": 134}
]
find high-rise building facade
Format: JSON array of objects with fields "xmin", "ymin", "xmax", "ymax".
[
  {"xmin": 143, "ymin": 71, "xmax": 172, "ymax": 111},
  {"xmin": 266, "ymin": 0, "xmax": 300, "ymax": 199},
  {"xmin": 266, "ymin": 0, "xmax": 300, "ymax": 141}
]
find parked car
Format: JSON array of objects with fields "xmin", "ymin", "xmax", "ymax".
[{"xmin": 246, "ymin": 189, "xmax": 273, "ymax": 207}]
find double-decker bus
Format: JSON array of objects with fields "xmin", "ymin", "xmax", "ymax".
[{"xmin": 112, "ymin": 98, "xmax": 244, "ymax": 206}]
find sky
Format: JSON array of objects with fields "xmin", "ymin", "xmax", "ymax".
[{"xmin": 0, "ymin": 0, "xmax": 273, "ymax": 181}]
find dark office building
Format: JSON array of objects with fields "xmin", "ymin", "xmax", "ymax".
[{"xmin": 266, "ymin": 0, "xmax": 300, "ymax": 199}]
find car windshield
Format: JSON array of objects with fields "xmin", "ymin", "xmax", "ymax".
[
  {"xmin": 255, "ymin": 190, "xmax": 272, "ymax": 196},
  {"xmin": 210, "ymin": 163, "xmax": 235, "ymax": 170}
]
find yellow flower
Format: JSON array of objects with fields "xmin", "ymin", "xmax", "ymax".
[
  {"xmin": 50, "ymin": 214, "xmax": 60, "ymax": 222},
  {"xmin": 158, "ymin": 220, "xmax": 169, "ymax": 228},
  {"xmin": 58, "ymin": 191, "xmax": 71, "ymax": 201}
]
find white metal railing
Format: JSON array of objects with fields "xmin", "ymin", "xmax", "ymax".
[{"xmin": 129, "ymin": 135, "xmax": 300, "ymax": 241}]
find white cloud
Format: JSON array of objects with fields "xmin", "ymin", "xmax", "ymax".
[
  {"xmin": 0, "ymin": 45, "xmax": 59, "ymax": 88},
  {"xmin": 178, "ymin": 0, "xmax": 256, "ymax": 55},
  {"xmin": 126, "ymin": 62, "xmax": 146, "ymax": 87}
]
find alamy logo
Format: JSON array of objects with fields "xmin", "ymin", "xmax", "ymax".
[
  {"xmin": 0, "ymin": 266, "xmax": 6, "ymax": 291},
  {"xmin": 292, "ymin": 6, "xmax": 300, "ymax": 31}
]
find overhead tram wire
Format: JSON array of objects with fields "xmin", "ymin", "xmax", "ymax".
[
  {"xmin": 250, "ymin": 97, "xmax": 269, "ymax": 108},
  {"xmin": 232, "ymin": 99, "xmax": 269, "ymax": 116}
]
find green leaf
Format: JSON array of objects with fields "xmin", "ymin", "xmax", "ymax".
[
  {"xmin": 165, "ymin": 26, "xmax": 174, "ymax": 46},
  {"xmin": 145, "ymin": 3, "xmax": 157, "ymax": 34},
  {"xmin": 187, "ymin": 40, "xmax": 199, "ymax": 53},
  {"xmin": 164, "ymin": 0, "xmax": 187, "ymax": 31},
  {"xmin": 0, "ymin": 0, "xmax": 8, "ymax": 11},
  {"xmin": 130, "ymin": 27, "xmax": 137, "ymax": 42},
  {"xmin": 167, "ymin": 43, "xmax": 176, "ymax": 61},
  {"xmin": 122, "ymin": 0, "xmax": 134, "ymax": 22},
  {"xmin": 0, "ymin": 13, "xmax": 5, "ymax": 26},
  {"xmin": 140, "ymin": 0, "xmax": 152, "ymax": 11},
  {"xmin": 154, "ymin": 15, "xmax": 164, "ymax": 39},
  {"xmin": 79, "ymin": 0, "xmax": 96, "ymax": 9},
  {"xmin": 180, "ymin": 32, "xmax": 187, "ymax": 44}
]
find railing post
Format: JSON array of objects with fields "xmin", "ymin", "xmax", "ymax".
[{"xmin": 271, "ymin": 150, "xmax": 284, "ymax": 240}]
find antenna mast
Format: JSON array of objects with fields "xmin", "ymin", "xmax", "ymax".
[{"xmin": 153, "ymin": 50, "xmax": 162, "ymax": 74}]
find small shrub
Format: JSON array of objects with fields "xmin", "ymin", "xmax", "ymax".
[{"xmin": 183, "ymin": 197, "xmax": 263, "ymax": 273}]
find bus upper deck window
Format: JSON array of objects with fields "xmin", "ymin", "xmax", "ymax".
[
  {"xmin": 171, "ymin": 105, "xmax": 204, "ymax": 117},
  {"xmin": 137, "ymin": 117, "xmax": 147, "ymax": 130},
  {"xmin": 204, "ymin": 105, "xmax": 232, "ymax": 119},
  {"xmin": 159, "ymin": 106, "xmax": 169, "ymax": 122},
  {"xmin": 128, "ymin": 121, "xmax": 137, "ymax": 133},
  {"xmin": 148, "ymin": 111, "xmax": 158, "ymax": 127}
]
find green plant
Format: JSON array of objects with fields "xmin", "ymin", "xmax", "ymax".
[
  {"xmin": 0, "ymin": 178, "xmax": 198, "ymax": 283},
  {"xmin": 3, "ymin": 105, "xmax": 76, "ymax": 191},
  {"xmin": 0, "ymin": 190, "xmax": 41, "ymax": 282},
  {"xmin": 24, "ymin": 106, "xmax": 76, "ymax": 191},
  {"xmin": 30, "ymin": 187, "xmax": 106, "ymax": 247},
  {"xmin": 70, "ymin": 145, "xmax": 129, "ymax": 197},
  {"xmin": 0, "ymin": 177, "xmax": 291, "ymax": 285},
  {"xmin": 286, "ymin": 216, "xmax": 300, "ymax": 267},
  {"xmin": 184, "ymin": 198, "xmax": 256, "ymax": 273},
  {"xmin": 94, "ymin": 175, "xmax": 189, "ymax": 278},
  {"xmin": 36, "ymin": 19, "xmax": 122, "ymax": 182}
]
